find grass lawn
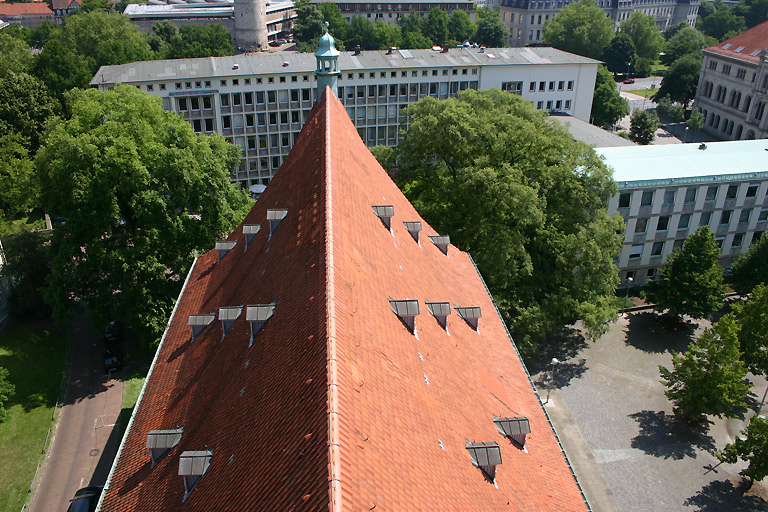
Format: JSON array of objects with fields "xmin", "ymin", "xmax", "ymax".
[
  {"xmin": 651, "ymin": 63, "xmax": 668, "ymax": 76},
  {"xmin": 0, "ymin": 320, "xmax": 67, "ymax": 512},
  {"xmin": 116, "ymin": 336, "xmax": 155, "ymax": 441},
  {"xmin": 0, "ymin": 209, "xmax": 46, "ymax": 238},
  {"xmin": 625, "ymin": 88, "xmax": 656, "ymax": 99}
]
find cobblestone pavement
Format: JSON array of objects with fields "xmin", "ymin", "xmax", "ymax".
[{"xmin": 531, "ymin": 312, "xmax": 768, "ymax": 512}]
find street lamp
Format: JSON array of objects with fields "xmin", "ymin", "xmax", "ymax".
[
  {"xmin": 545, "ymin": 357, "xmax": 559, "ymax": 404},
  {"xmin": 684, "ymin": 126, "xmax": 689, "ymax": 143},
  {"xmin": 625, "ymin": 276, "xmax": 634, "ymax": 300}
]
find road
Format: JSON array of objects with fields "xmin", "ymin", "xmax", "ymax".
[{"xmin": 29, "ymin": 311, "xmax": 123, "ymax": 512}]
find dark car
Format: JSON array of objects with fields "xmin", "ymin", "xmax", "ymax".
[
  {"xmin": 67, "ymin": 486, "xmax": 101, "ymax": 512},
  {"xmin": 623, "ymin": 78, "xmax": 635, "ymax": 84},
  {"xmin": 103, "ymin": 321, "xmax": 120, "ymax": 345},
  {"xmin": 104, "ymin": 347, "xmax": 121, "ymax": 373},
  {"xmin": 268, "ymin": 40, "xmax": 282, "ymax": 47}
]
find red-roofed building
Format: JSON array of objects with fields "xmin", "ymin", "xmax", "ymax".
[
  {"xmin": 97, "ymin": 81, "xmax": 589, "ymax": 511},
  {"xmin": 0, "ymin": 2, "xmax": 54, "ymax": 27},
  {"xmin": 694, "ymin": 21, "xmax": 768, "ymax": 140},
  {"xmin": 50, "ymin": 0, "xmax": 81, "ymax": 19}
]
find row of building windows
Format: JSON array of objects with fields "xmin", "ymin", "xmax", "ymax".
[
  {"xmin": 630, "ymin": 207, "xmax": 768, "ymax": 235},
  {"xmin": 627, "ymin": 230, "xmax": 763, "ymax": 261},
  {"xmin": 618, "ymin": 182, "xmax": 764, "ymax": 209}
]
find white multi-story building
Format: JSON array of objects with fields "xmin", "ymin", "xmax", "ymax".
[
  {"xmin": 601, "ymin": 140, "xmax": 768, "ymax": 286},
  {"xmin": 693, "ymin": 21, "xmax": 768, "ymax": 141},
  {"xmin": 92, "ymin": 46, "xmax": 599, "ymax": 187},
  {"xmin": 311, "ymin": 0, "xmax": 475, "ymax": 24}
]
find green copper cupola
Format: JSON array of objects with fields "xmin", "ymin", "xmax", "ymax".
[{"xmin": 315, "ymin": 22, "xmax": 340, "ymax": 100}]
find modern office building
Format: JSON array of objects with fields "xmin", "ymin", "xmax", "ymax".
[
  {"xmin": 96, "ymin": 88, "xmax": 590, "ymax": 512},
  {"xmin": 693, "ymin": 21, "xmax": 768, "ymax": 141},
  {"xmin": 500, "ymin": 0, "xmax": 699, "ymax": 47},
  {"xmin": 92, "ymin": 46, "xmax": 600, "ymax": 187},
  {"xmin": 601, "ymin": 140, "xmax": 768, "ymax": 286},
  {"xmin": 311, "ymin": 0, "xmax": 474, "ymax": 25}
]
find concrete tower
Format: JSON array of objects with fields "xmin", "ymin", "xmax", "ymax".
[
  {"xmin": 234, "ymin": 0, "xmax": 267, "ymax": 51},
  {"xmin": 314, "ymin": 23, "xmax": 340, "ymax": 100}
]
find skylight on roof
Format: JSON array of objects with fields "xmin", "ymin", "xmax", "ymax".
[
  {"xmin": 735, "ymin": 46, "xmax": 745, "ymax": 53},
  {"xmin": 246, "ymin": 302, "xmax": 276, "ymax": 345},
  {"xmin": 426, "ymin": 301, "xmax": 451, "ymax": 329},
  {"xmin": 242, "ymin": 224, "xmax": 261, "ymax": 249},
  {"xmin": 428, "ymin": 235, "xmax": 450, "ymax": 255},
  {"xmin": 494, "ymin": 416, "xmax": 531, "ymax": 448},
  {"xmin": 372, "ymin": 205, "xmax": 394, "ymax": 230},
  {"xmin": 189, "ymin": 313, "xmax": 216, "ymax": 340},
  {"xmin": 403, "ymin": 221, "xmax": 422, "ymax": 243},
  {"xmin": 722, "ymin": 43, "xmax": 732, "ymax": 49},
  {"xmin": 389, "ymin": 298, "xmax": 419, "ymax": 334},
  {"xmin": 455, "ymin": 306, "xmax": 481, "ymax": 331},
  {"xmin": 146, "ymin": 428, "xmax": 183, "ymax": 466},
  {"xmin": 219, "ymin": 306, "xmax": 243, "ymax": 338},
  {"xmin": 215, "ymin": 241, "xmax": 237, "ymax": 263},
  {"xmin": 179, "ymin": 450, "xmax": 212, "ymax": 496},
  {"xmin": 751, "ymin": 49, "xmax": 762, "ymax": 56},
  {"xmin": 466, "ymin": 441, "xmax": 502, "ymax": 482},
  {"xmin": 267, "ymin": 209, "xmax": 288, "ymax": 237}
]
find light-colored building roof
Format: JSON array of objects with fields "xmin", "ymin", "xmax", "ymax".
[
  {"xmin": 92, "ymin": 46, "xmax": 600, "ymax": 85},
  {"xmin": 703, "ymin": 19, "xmax": 768, "ymax": 65},
  {"xmin": 549, "ymin": 113, "xmax": 635, "ymax": 148},
  {"xmin": 597, "ymin": 139, "xmax": 768, "ymax": 187}
]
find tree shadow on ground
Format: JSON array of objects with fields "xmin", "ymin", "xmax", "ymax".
[
  {"xmin": 625, "ymin": 312, "xmax": 695, "ymax": 354},
  {"xmin": 684, "ymin": 478, "xmax": 767, "ymax": 512},
  {"xmin": 523, "ymin": 326, "xmax": 589, "ymax": 388},
  {"xmin": 629, "ymin": 410, "xmax": 716, "ymax": 459}
]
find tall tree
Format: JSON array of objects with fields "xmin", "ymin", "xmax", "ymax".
[
  {"xmin": 317, "ymin": 2, "xmax": 348, "ymax": 43},
  {"xmin": 0, "ymin": 33, "xmax": 33, "ymax": 78},
  {"xmin": 686, "ymin": 107, "xmax": 705, "ymax": 131},
  {"xmin": 728, "ymin": 233, "xmax": 768, "ymax": 295},
  {"xmin": 699, "ymin": 9, "xmax": 747, "ymax": 41},
  {"xmin": 449, "ymin": 9, "xmax": 476, "ymax": 43},
  {"xmin": 591, "ymin": 65, "xmax": 629, "ymax": 127},
  {"xmin": 0, "ymin": 72, "xmax": 59, "ymax": 151},
  {"xmin": 347, "ymin": 16, "xmax": 378, "ymax": 50},
  {"xmin": 292, "ymin": 0, "xmax": 324, "ymax": 51},
  {"xmin": 31, "ymin": 39, "xmax": 94, "ymax": 100},
  {"xmin": 659, "ymin": 315, "xmax": 750, "ymax": 421},
  {"xmin": 655, "ymin": 53, "xmax": 703, "ymax": 106},
  {"xmin": 629, "ymin": 109, "xmax": 659, "ymax": 145},
  {"xmin": 661, "ymin": 25, "xmax": 716, "ymax": 65},
  {"xmin": 0, "ymin": 134, "xmax": 36, "ymax": 220},
  {"xmin": 0, "ymin": 230, "xmax": 52, "ymax": 317},
  {"xmin": 543, "ymin": 0, "xmax": 615, "ymax": 60},
  {"xmin": 621, "ymin": 11, "xmax": 664, "ymax": 61},
  {"xmin": 718, "ymin": 415, "xmax": 768, "ymax": 489},
  {"xmin": 424, "ymin": 8, "xmax": 450, "ymax": 45},
  {"xmin": 396, "ymin": 88, "xmax": 623, "ymax": 352},
  {"xmin": 167, "ymin": 25, "xmax": 233, "ymax": 59},
  {"xmin": 731, "ymin": 284, "xmax": 768, "ymax": 375},
  {"xmin": 648, "ymin": 226, "xmax": 725, "ymax": 319},
  {"xmin": 474, "ymin": 13, "xmax": 509, "ymax": 47},
  {"xmin": 373, "ymin": 21, "xmax": 402, "ymax": 50},
  {"xmin": 602, "ymin": 33, "xmax": 637, "ymax": 75},
  {"xmin": 36, "ymin": 86, "xmax": 252, "ymax": 345}
]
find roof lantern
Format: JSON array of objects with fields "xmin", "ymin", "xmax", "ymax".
[
  {"xmin": 428, "ymin": 235, "xmax": 450, "ymax": 255},
  {"xmin": 455, "ymin": 306, "xmax": 481, "ymax": 330},
  {"xmin": 246, "ymin": 302, "xmax": 276, "ymax": 345},
  {"xmin": 403, "ymin": 221, "xmax": 422, "ymax": 243},
  {"xmin": 267, "ymin": 209, "xmax": 288, "ymax": 236},
  {"xmin": 146, "ymin": 428, "xmax": 183, "ymax": 466},
  {"xmin": 179, "ymin": 449, "xmax": 213, "ymax": 495},
  {"xmin": 372, "ymin": 205, "xmax": 394, "ymax": 230},
  {"xmin": 188, "ymin": 313, "xmax": 216, "ymax": 340},
  {"xmin": 242, "ymin": 224, "xmax": 261, "ymax": 249},
  {"xmin": 389, "ymin": 298, "xmax": 419, "ymax": 333},
  {"xmin": 315, "ymin": 22, "xmax": 340, "ymax": 99},
  {"xmin": 218, "ymin": 306, "xmax": 243, "ymax": 338},
  {"xmin": 215, "ymin": 241, "xmax": 237, "ymax": 263},
  {"xmin": 466, "ymin": 441, "xmax": 502, "ymax": 482},
  {"xmin": 425, "ymin": 301, "xmax": 451, "ymax": 329},
  {"xmin": 493, "ymin": 416, "xmax": 531, "ymax": 448}
]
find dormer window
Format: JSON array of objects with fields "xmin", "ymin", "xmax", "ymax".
[
  {"xmin": 146, "ymin": 428, "xmax": 183, "ymax": 466},
  {"xmin": 425, "ymin": 301, "xmax": 450, "ymax": 329},
  {"xmin": 242, "ymin": 224, "xmax": 261, "ymax": 249},
  {"xmin": 188, "ymin": 314, "xmax": 215, "ymax": 340},
  {"xmin": 389, "ymin": 298, "xmax": 419, "ymax": 334},
  {"xmin": 403, "ymin": 221, "xmax": 421, "ymax": 243},
  {"xmin": 246, "ymin": 302, "xmax": 276, "ymax": 346},
  {"xmin": 493, "ymin": 416, "xmax": 531, "ymax": 448},
  {"xmin": 455, "ymin": 306, "xmax": 481, "ymax": 330},
  {"xmin": 429, "ymin": 235, "xmax": 450, "ymax": 255},
  {"xmin": 466, "ymin": 441, "xmax": 502, "ymax": 482},
  {"xmin": 267, "ymin": 209, "xmax": 288, "ymax": 236},
  {"xmin": 215, "ymin": 241, "xmax": 237, "ymax": 262},
  {"xmin": 372, "ymin": 205, "xmax": 394, "ymax": 230},
  {"xmin": 218, "ymin": 306, "xmax": 243, "ymax": 338},
  {"xmin": 179, "ymin": 450, "xmax": 212, "ymax": 496}
]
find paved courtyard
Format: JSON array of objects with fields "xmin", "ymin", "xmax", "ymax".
[{"xmin": 527, "ymin": 311, "xmax": 768, "ymax": 512}]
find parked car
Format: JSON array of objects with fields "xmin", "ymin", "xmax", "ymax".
[
  {"xmin": 268, "ymin": 39, "xmax": 282, "ymax": 47},
  {"xmin": 104, "ymin": 347, "xmax": 121, "ymax": 373},
  {"xmin": 623, "ymin": 78, "xmax": 635, "ymax": 84},
  {"xmin": 67, "ymin": 486, "xmax": 101, "ymax": 512},
  {"xmin": 103, "ymin": 321, "xmax": 120, "ymax": 345}
]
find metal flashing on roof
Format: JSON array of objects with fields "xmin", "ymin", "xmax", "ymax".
[
  {"xmin": 454, "ymin": 306, "xmax": 481, "ymax": 330},
  {"xmin": 215, "ymin": 241, "xmax": 237, "ymax": 263},
  {"xmin": 246, "ymin": 302, "xmax": 276, "ymax": 344},
  {"xmin": 218, "ymin": 306, "xmax": 243, "ymax": 337},
  {"xmin": 494, "ymin": 416, "xmax": 531, "ymax": 448},
  {"xmin": 242, "ymin": 224, "xmax": 261, "ymax": 248},
  {"xmin": 466, "ymin": 441, "xmax": 501, "ymax": 482},
  {"xmin": 389, "ymin": 298, "xmax": 419, "ymax": 333},
  {"xmin": 267, "ymin": 208, "xmax": 288, "ymax": 236},
  {"xmin": 146, "ymin": 428, "xmax": 183, "ymax": 465},
  {"xmin": 403, "ymin": 221, "xmax": 422, "ymax": 243},
  {"xmin": 179, "ymin": 449, "xmax": 212, "ymax": 495},
  {"xmin": 372, "ymin": 205, "xmax": 394, "ymax": 230},
  {"xmin": 425, "ymin": 301, "xmax": 451, "ymax": 329},
  {"xmin": 429, "ymin": 235, "xmax": 450, "ymax": 255},
  {"xmin": 188, "ymin": 313, "xmax": 215, "ymax": 339}
]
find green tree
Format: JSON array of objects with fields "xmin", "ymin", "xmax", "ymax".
[
  {"xmin": 0, "ymin": 33, "xmax": 33, "ymax": 78},
  {"xmin": 731, "ymin": 284, "xmax": 768, "ymax": 375},
  {"xmin": 373, "ymin": 21, "xmax": 402, "ymax": 50},
  {"xmin": 591, "ymin": 65, "xmax": 629, "ymax": 127},
  {"xmin": 2, "ymin": 23, "xmax": 31, "ymax": 45},
  {"xmin": 449, "ymin": 9, "xmax": 476, "ymax": 43},
  {"xmin": 733, "ymin": 0, "xmax": 768, "ymax": 28},
  {"xmin": 0, "ymin": 134, "xmax": 36, "ymax": 220},
  {"xmin": 78, "ymin": 0, "xmax": 112, "ymax": 12},
  {"xmin": 659, "ymin": 315, "xmax": 750, "ymax": 420},
  {"xmin": 293, "ymin": 0, "xmax": 326, "ymax": 51},
  {"xmin": 475, "ymin": 15, "xmax": 509, "ymax": 47},
  {"xmin": 317, "ymin": 2, "xmax": 348, "ymax": 43},
  {"xmin": 0, "ymin": 72, "xmax": 59, "ymax": 151},
  {"xmin": 402, "ymin": 31, "xmax": 434, "ymax": 49},
  {"xmin": 629, "ymin": 109, "xmax": 659, "ymax": 144},
  {"xmin": 36, "ymin": 86, "xmax": 252, "ymax": 346},
  {"xmin": 718, "ymin": 415, "xmax": 768, "ymax": 489},
  {"xmin": 543, "ymin": 0, "xmax": 615, "ymax": 60},
  {"xmin": 728, "ymin": 234, "xmax": 768, "ymax": 295},
  {"xmin": 699, "ymin": 9, "xmax": 747, "ymax": 41},
  {"xmin": 370, "ymin": 144, "xmax": 396, "ymax": 173},
  {"xmin": 621, "ymin": 11, "xmax": 664, "ymax": 61},
  {"xmin": 686, "ymin": 107, "xmax": 705, "ymax": 131},
  {"xmin": 425, "ymin": 8, "xmax": 450, "ymax": 45},
  {"xmin": 656, "ymin": 53, "xmax": 703, "ymax": 106},
  {"xmin": 0, "ymin": 367, "xmax": 13, "ymax": 422},
  {"xmin": 31, "ymin": 39, "xmax": 94, "ymax": 100},
  {"xmin": 655, "ymin": 94, "xmax": 673, "ymax": 116},
  {"xmin": 167, "ymin": 25, "xmax": 233, "ymax": 59},
  {"xmin": 0, "ymin": 231, "xmax": 52, "ymax": 317},
  {"xmin": 347, "ymin": 16, "xmax": 378, "ymax": 50},
  {"xmin": 664, "ymin": 21, "xmax": 689, "ymax": 40},
  {"xmin": 29, "ymin": 20, "xmax": 58, "ymax": 49},
  {"xmin": 661, "ymin": 25, "xmax": 716, "ymax": 65},
  {"xmin": 396, "ymin": 88, "xmax": 623, "ymax": 351},
  {"xmin": 602, "ymin": 33, "xmax": 637, "ymax": 75},
  {"xmin": 668, "ymin": 102, "xmax": 685, "ymax": 122},
  {"xmin": 648, "ymin": 226, "xmax": 725, "ymax": 318}
]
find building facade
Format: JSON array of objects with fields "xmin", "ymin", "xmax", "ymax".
[
  {"xmin": 601, "ymin": 141, "xmax": 768, "ymax": 286},
  {"xmin": 693, "ymin": 21, "xmax": 768, "ymax": 141},
  {"xmin": 0, "ymin": 3, "xmax": 55, "ymax": 28},
  {"xmin": 311, "ymin": 0, "xmax": 475, "ymax": 25},
  {"xmin": 500, "ymin": 0, "xmax": 698, "ymax": 47},
  {"xmin": 93, "ymin": 46, "xmax": 599, "ymax": 187}
]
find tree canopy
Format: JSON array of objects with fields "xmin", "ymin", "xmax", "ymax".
[
  {"xmin": 0, "ymin": 134, "xmax": 36, "ymax": 220},
  {"xmin": 474, "ymin": 12, "xmax": 509, "ymax": 47},
  {"xmin": 648, "ymin": 226, "xmax": 725, "ymax": 319},
  {"xmin": 543, "ymin": 0, "xmax": 615, "ymax": 60},
  {"xmin": 655, "ymin": 53, "xmax": 703, "ymax": 106},
  {"xmin": 731, "ymin": 284, "xmax": 768, "ymax": 375},
  {"xmin": 0, "ymin": 367, "xmax": 13, "ymax": 422},
  {"xmin": 591, "ymin": 65, "xmax": 629, "ymax": 127},
  {"xmin": 629, "ymin": 109, "xmax": 659, "ymax": 145},
  {"xmin": 661, "ymin": 25, "xmax": 716, "ymax": 65},
  {"xmin": 621, "ymin": 11, "xmax": 664, "ymax": 61},
  {"xmin": 149, "ymin": 23, "xmax": 233, "ymax": 59},
  {"xmin": 395, "ymin": 88, "xmax": 623, "ymax": 352},
  {"xmin": 0, "ymin": 72, "xmax": 59, "ymax": 151},
  {"xmin": 718, "ymin": 415, "xmax": 768, "ymax": 488},
  {"xmin": 699, "ymin": 9, "xmax": 747, "ymax": 41},
  {"xmin": 0, "ymin": 33, "xmax": 33, "ymax": 78},
  {"xmin": 36, "ymin": 86, "xmax": 252, "ymax": 345},
  {"xmin": 602, "ymin": 33, "xmax": 637, "ymax": 75},
  {"xmin": 728, "ymin": 234, "xmax": 768, "ymax": 295}
]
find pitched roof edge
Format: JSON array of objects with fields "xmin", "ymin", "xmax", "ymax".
[
  {"xmin": 323, "ymin": 87, "xmax": 343, "ymax": 512},
  {"xmin": 95, "ymin": 256, "xmax": 200, "ymax": 512},
  {"xmin": 464, "ymin": 253, "xmax": 593, "ymax": 511}
]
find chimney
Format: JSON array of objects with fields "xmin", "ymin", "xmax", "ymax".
[
  {"xmin": 146, "ymin": 428, "xmax": 183, "ymax": 466},
  {"xmin": 179, "ymin": 450, "xmax": 213, "ymax": 495},
  {"xmin": 441, "ymin": 44, "xmax": 449, "ymax": 53},
  {"xmin": 354, "ymin": 45, "xmax": 362, "ymax": 56}
]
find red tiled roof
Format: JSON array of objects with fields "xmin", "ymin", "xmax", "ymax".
[
  {"xmin": 704, "ymin": 20, "xmax": 768, "ymax": 64},
  {"xmin": 0, "ymin": 2, "xmax": 53, "ymax": 15},
  {"xmin": 100, "ymin": 89, "xmax": 588, "ymax": 511},
  {"xmin": 50, "ymin": 0, "xmax": 81, "ymax": 11}
]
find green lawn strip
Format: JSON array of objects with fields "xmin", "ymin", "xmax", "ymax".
[
  {"xmin": 0, "ymin": 209, "xmax": 46, "ymax": 238},
  {"xmin": 0, "ymin": 321, "xmax": 66, "ymax": 512},
  {"xmin": 116, "ymin": 335, "xmax": 155, "ymax": 441},
  {"xmin": 625, "ymin": 88, "xmax": 656, "ymax": 99}
]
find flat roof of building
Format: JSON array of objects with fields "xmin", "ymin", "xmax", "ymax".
[
  {"xmin": 597, "ymin": 139, "xmax": 768, "ymax": 188},
  {"xmin": 549, "ymin": 113, "xmax": 635, "ymax": 148},
  {"xmin": 92, "ymin": 46, "xmax": 600, "ymax": 85}
]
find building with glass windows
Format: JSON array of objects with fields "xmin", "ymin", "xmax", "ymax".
[{"xmin": 600, "ymin": 140, "xmax": 768, "ymax": 286}]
